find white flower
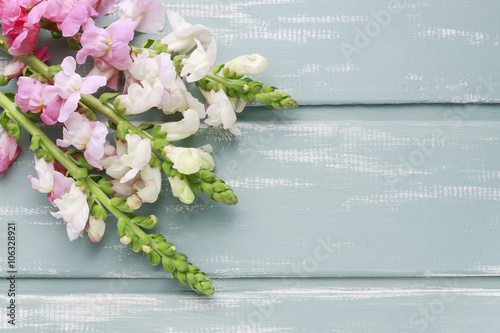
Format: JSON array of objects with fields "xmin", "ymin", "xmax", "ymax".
[
  {"xmin": 160, "ymin": 109, "xmax": 200, "ymax": 141},
  {"xmin": 28, "ymin": 157, "xmax": 55, "ymax": 193},
  {"xmin": 128, "ymin": 51, "xmax": 176, "ymax": 88},
  {"xmin": 199, "ymin": 144, "xmax": 215, "ymax": 171},
  {"xmin": 103, "ymin": 134, "xmax": 151, "ymax": 183},
  {"xmin": 51, "ymin": 184, "xmax": 89, "ymax": 241},
  {"xmin": 168, "ymin": 175, "xmax": 194, "ymax": 204},
  {"xmin": 135, "ymin": 165, "xmax": 162, "ymax": 203},
  {"xmin": 180, "ymin": 39, "xmax": 217, "ymax": 83},
  {"xmin": 224, "ymin": 54, "xmax": 268, "ymax": 76},
  {"xmin": 87, "ymin": 216, "xmax": 106, "ymax": 243},
  {"xmin": 164, "ymin": 145, "xmax": 215, "ymax": 174},
  {"xmin": 202, "ymin": 89, "xmax": 245, "ymax": 135},
  {"xmin": 160, "ymin": 11, "xmax": 213, "ymax": 54},
  {"xmin": 119, "ymin": 80, "xmax": 164, "ymax": 115},
  {"xmin": 161, "ymin": 77, "xmax": 205, "ymax": 118}
]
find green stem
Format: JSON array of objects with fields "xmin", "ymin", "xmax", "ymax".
[
  {"xmin": 205, "ymin": 72, "xmax": 238, "ymax": 89},
  {"xmin": 0, "ymin": 92, "xmax": 86, "ymax": 179}
]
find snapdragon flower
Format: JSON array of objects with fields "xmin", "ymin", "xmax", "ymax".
[
  {"xmin": 160, "ymin": 109, "xmax": 200, "ymax": 141},
  {"xmin": 180, "ymin": 39, "xmax": 217, "ymax": 83},
  {"xmin": 51, "ymin": 183, "xmax": 90, "ymax": 241},
  {"xmin": 102, "ymin": 134, "xmax": 151, "ymax": 183},
  {"xmin": 201, "ymin": 89, "xmax": 246, "ymax": 135},
  {"xmin": 1, "ymin": 0, "xmax": 48, "ymax": 55},
  {"xmin": 160, "ymin": 10, "xmax": 213, "ymax": 54},
  {"xmin": 28, "ymin": 156, "xmax": 74, "ymax": 205},
  {"xmin": 43, "ymin": 0, "xmax": 98, "ymax": 37},
  {"xmin": 118, "ymin": 80, "xmax": 164, "ymax": 115},
  {"xmin": 109, "ymin": 165, "xmax": 161, "ymax": 209},
  {"xmin": 163, "ymin": 145, "xmax": 215, "ymax": 175},
  {"xmin": 77, "ymin": 19, "xmax": 135, "ymax": 71},
  {"xmin": 15, "ymin": 77, "xmax": 50, "ymax": 115},
  {"xmin": 42, "ymin": 56, "xmax": 107, "ymax": 123},
  {"xmin": 0, "ymin": 131, "xmax": 21, "ymax": 175},
  {"xmin": 3, "ymin": 45, "xmax": 50, "ymax": 79},
  {"xmin": 168, "ymin": 175, "xmax": 194, "ymax": 204},
  {"xmin": 161, "ymin": 77, "xmax": 205, "ymax": 117},
  {"xmin": 56, "ymin": 112, "xmax": 109, "ymax": 169},
  {"xmin": 118, "ymin": 0, "xmax": 165, "ymax": 33},
  {"xmin": 224, "ymin": 54, "xmax": 268, "ymax": 76},
  {"xmin": 87, "ymin": 215, "xmax": 105, "ymax": 243}
]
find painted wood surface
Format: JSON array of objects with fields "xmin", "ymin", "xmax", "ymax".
[
  {"xmin": 1, "ymin": 278, "xmax": 500, "ymax": 332},
  {"xmin": 1, "ymin": 0, "xmax": 500, "ymax": 331},
  {"xmin": 1, "ymin": 105, "xmax": 500, "ymax": 279}
]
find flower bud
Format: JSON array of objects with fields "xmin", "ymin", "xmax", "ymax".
[
  {"xmin": 224, "ymin": 54, "xmax": 267, "ymax": 76},
  {"xmin": 168, "ymin": 175, "xmax": 195, "ymax": 204},
  {"xmin": 120, "ymin": 235, "xmax": 132, "ymax": 245},
  {"xmin": 126, "ymin": 195, "xmax": 143, "ymax": 210},
  {"xmin": 88, "ymin": 216, "xmax": 106, "ymax": 243}
]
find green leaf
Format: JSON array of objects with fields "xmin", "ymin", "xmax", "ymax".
[
  {"xmin": 141, "ymin": 39, "xmax": 155, "ymax": 49},
  {"xmin": 99, "ymin": 92, "xmax": 119, "ymax": 103}
]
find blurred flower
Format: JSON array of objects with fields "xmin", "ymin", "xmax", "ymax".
[{"xmin": 0, "ymin": 132, "xmax": 20, "ymax": 175}]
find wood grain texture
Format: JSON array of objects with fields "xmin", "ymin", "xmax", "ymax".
[
  {"xmin": 1, "ymin": 105, "xmax": 499, "ymax": 278},
  {"xmin": 1, "ymin": 278, "xmax": 499, "ymax": 332},
  {"xmin": 1, "ymin": 0, "xmax": 500, "ymax": 104}
]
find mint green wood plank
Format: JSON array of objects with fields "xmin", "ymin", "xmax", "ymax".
[
  {"xmin": 1, "ymin": 278, "xmax": 499, "ymax": 332},
  {"xmin": 1, "ymin": 105, "xmax": 500, "ymax": 278},
  {"xmin": 1, "ymin": 0, "xmax": 499, "ymax": 104}
]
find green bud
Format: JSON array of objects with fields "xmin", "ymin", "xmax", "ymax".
[
  {"xmin": 150, "ymin": 233, "xmax": 166, "ymax": 243},
  {"xmin": 72, "ymin": 167, "xmax": 88, "ymax": 180},
  {"xmin": 138, "ymin": 123, "xmax": 155, "ymax": 131},
  {"xmin": 116, "ymin": 122, "xmax": 130, "ymax": 141},
  {"xmin": 130, "ymin": 236, "xmax": 141, "ymax": 253},
  {"xmin": 98, "ymin": 179, "xmax": 115, "ymax": 195},
  {"xmin": 186, "ymin": 272, "xmax": 198, "ymax": 286},
  {"xmin": 201, "ymin": 182, "xmax": 214, "ymax": 196},
  {"xmin": 132, "ymin": 215, "xmax": 158, "ymax": 229},
  {"xmin": 99, "ymin": 92, "xmax": 119, "ymax": 103},
  {"xmin": 162, "ymin": 257, "xmax": 175, "ymax": 273},
  {"xmin": 142, "ymin": 245, "xmax": 152, "ymax": 253},
  {"xmin": 199, "ymin": 170, "xmax": 216, "ymax": 183},
  {"xmin": 147, "ymin": 251, "xmax": 161, "ymax": 266},
  {"xmin": 221, "ymin": 191, "xmax": 238, "ymax": 205},
  {"xmin": 48, "ymin": 65, "xmax": 62, "ymax": 77},
  {"xmin": 173, "ymin": 253, "xmax": 187, "ymax": 262},
  {"xmin": 262, "ymin": 85, "xmax": 276, "ymax": 93},
  {"xmin": 90, "ymin": 205, "xmax": 107, "ymax": 221},
  {"xmin": 213, "ymin": 182, "xmax": 229, "ymax": 193},
  {"xmin": 153, "ymin": 40, "xmax": 171, "ymax": 54},
  {"xmin": 212, "ymin": 64, "xmax": 224, "ymax": 74},
  {"xmin": 0, "ymin": 75, "xmax": 9, "ymax": 86},
  {"xmin": 120, "ymin": 235, "xmax": 132, "ymax": 245},
  {"xmin": 152, "ymin": 125, "xmax": 167, "ymax": 140},
  {"xmin": 174, "ymin": 271, "xmax": 188, "ymax": 286},
  {"xmin": 174, "ymin": 260, "xmax": 189, "ymax": 272},
  {"xmin": 117, "ymin": 218, "xmax": 127, "ymax": 237},
  {"xmin": 110, "ymin": 197, "xmax": 135, "ymax": 213},
  {"xmin": 255, "ymin": 92, "xmax": 269, "ymax": 105}
]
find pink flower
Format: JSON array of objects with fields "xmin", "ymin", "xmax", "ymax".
[
  {"xmin": 89, "ymin": 0, "xmax": 118, "ymax": 16},
  {"xmin": 43, "ymin": 0, "xmax": 98, "ymax": 37},
  {"xmin": 42, "ymin": 56, "xmax": 107, "ymax": 123},
  {"xmin": 1, "ymin": 0, "xmax": 48, "ymax": 55},
  {"xmin": 0, "ymin": 132, "xmax": 21, "ymax": 175},
  {"xmin": 118, "ymin": 0, "xmax": 165, "ymax": 33},
  {"xmin": 15, "ymin": 77, "xmax": 50, "ymax": 114},
  {"xmin": 76, "ymin": 19, "xmax": 135, "ymax": 71},
  {"xmin": 56, "ymin": 112, "xmax": 108, "ymax": 169},
  {"xmin": 88, "ymin": 59, "xmax": 120, "ymax": 90},
  {"xmin": 6, "ymin": 45, "xmax": 51, "ymax": 79},
  {"xmin": 28, "ymin": 155, "xmax": 74, "ymax": 205}
]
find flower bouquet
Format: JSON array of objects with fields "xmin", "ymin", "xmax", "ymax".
[{"xmin": 0, "ymin": 0, "xmax": 297, "ymax": 294}]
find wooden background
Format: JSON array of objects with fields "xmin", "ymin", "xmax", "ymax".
[{"xmin": 1, "ymin": 0, "xmax": 500, "ymax": 331}]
